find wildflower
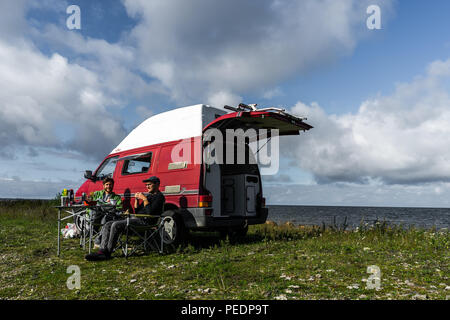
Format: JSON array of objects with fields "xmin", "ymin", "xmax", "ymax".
[
  {"xmin": 347, "ymin": 284, "xmax": 359, "ymax": 289},
  {"xmin": 280, "ymin": 274, "xmax": 292, "ymax": 280}
]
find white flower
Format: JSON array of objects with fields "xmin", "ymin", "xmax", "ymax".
[
  {"xmin": 280, "ymin": 274, "xmax": 292, "ymax": 280},
  {"xmin": 347, "ymin": 284, "xmax": 360, "ymax": 289}
]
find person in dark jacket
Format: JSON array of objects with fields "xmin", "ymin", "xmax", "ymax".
[
  {"xmin": 85, "ymin": 176, "xmax": 165, "ymax": 261},
  {"xmin": 134, "ymin": 176, "xmax": 165, "ymax": 216}
]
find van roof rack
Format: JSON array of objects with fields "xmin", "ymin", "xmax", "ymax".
[{"xmin": 223, "ymin": 103, "xmax": 307, "ymax": 122}]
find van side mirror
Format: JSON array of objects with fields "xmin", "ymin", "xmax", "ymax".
[{"xmin": 84, "ymin": 170, "xmax": 96, "ymax": 181}]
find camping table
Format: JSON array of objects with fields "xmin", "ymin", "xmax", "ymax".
[{"xmin": 55, "ymin": 204, "xmax": 116, "ymax": 257}]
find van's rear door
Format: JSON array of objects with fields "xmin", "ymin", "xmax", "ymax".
[
  {"xmin": 203, "ymin": 108, "xmax": 313, "ymax": 138},
  {"xmin": 202, "ymin": 107, "xmax": 312, "ymax": 219}
]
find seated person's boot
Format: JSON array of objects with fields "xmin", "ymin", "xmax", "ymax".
[{"xmin": 85, "ymin": 249, "xmax": 111, "ymax": 261}]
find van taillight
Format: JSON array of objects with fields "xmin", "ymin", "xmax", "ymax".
[
  {"xmin": 198, "ymin": 195, "xmax": 212, "ymax": 208},
  {"xmin": 262, "ymin": 197, "xmax": 266, "ymax": 207}
]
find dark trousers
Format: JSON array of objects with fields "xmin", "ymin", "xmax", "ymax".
[
  {"xmin": 100, "ymin": 217, "xmax": 148, "ymax": 253},
  {"xmin": 92, "ymin": 211, "xmax": 120, "ymax": 245}
]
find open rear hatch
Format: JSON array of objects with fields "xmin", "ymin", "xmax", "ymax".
[
  {"xmin": 203, "ymin": 103, "xmax": 313, "ymax": 138},
  {"xmin": 202, "ymin": 104, "xmax": 313, "ymax": 219}
]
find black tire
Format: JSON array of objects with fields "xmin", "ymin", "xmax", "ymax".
[{"xmin": 159, "ymin": 210, "xmax": 185, "ymax": 249}]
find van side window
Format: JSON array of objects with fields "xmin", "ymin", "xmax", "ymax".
[
  {"xmin": 122, "ymin": 154, "xmax": 152, "ymax": 175},
  {"xmin": 96, "ymin": 156, "xmax": 119, "ymax": 179}
]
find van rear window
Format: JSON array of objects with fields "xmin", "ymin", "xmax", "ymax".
[{"xmin": 121, "ymin": 154, "xmax": 152, "ymax": 175}]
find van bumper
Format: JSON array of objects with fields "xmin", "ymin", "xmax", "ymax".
[{"xmin": 181, "ymin": 207, "xmax": 268, "ymax": 229}]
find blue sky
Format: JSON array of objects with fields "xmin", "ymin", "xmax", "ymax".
[{"xmin": 1, "ymin": 0, "xmax": 450, "ymax": 206}]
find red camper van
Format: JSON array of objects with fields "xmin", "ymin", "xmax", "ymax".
[{"xmin": 75, "ymin": 103, "xmax": 312, "ymax": 244}]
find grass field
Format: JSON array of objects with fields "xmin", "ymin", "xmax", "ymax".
[{"xmin": 0, "ymin": 200, "xmax": 448, "ymax": 300}]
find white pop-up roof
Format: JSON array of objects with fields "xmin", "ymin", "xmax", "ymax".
[{"xmin": 110, "ymin": 104, "xmax": 227, "ymax": 154}]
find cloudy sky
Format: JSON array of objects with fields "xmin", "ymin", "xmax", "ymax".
[{"xmin": 1, "ymin": 0, "xmax": 450, "ymax": 207}]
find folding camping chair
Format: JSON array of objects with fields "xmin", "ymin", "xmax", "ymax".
[{"xmin": 119, "ymin": 212, "xmax": 168, "ymax": 258}]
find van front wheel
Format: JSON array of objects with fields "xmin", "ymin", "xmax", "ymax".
[{"xmin": 160, "ymin": 210, "xmax": 185, "ymax": 247}]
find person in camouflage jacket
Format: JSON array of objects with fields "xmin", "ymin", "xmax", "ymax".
[{"xmin": 90, "ymin": 177, "xmax": 123, "ymax": 247}]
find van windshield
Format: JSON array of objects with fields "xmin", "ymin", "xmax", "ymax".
[{"xmin": 96, "ymin": 156, "xmax": 118, "ymax": 179}]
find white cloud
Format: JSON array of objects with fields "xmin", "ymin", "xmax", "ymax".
[
  {"xmin": 122, "ymin": 0, "xmax": 394, "ymax": 105},
  {"xmin": 0, "ymin": 38, "xmax": 127, "ymax": 159},
  {"xmin": 0, "ymin": 2, "xmax": 142, "ymax": 160},
  {"xmin": 207, "ymin": 91, "xmax": 242, "ymax": 109},
  {"xmin": 284, "ymin": 58, "xmax": 450, "ymax": 185}
]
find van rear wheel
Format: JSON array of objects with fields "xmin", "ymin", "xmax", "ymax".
[{"xmin": 160, "ymin": 210, "xmax": 185, "ymax": 249}]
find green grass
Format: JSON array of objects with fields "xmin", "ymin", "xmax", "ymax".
[{"xmin": 0, "ymin": 200, "xmax": 448, "ymax": 300}]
